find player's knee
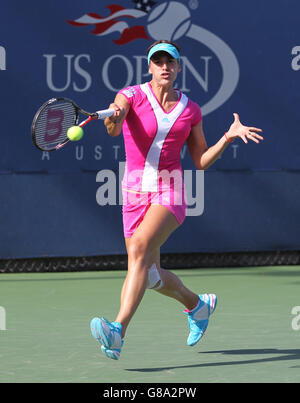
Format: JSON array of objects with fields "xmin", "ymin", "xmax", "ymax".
[
  {"xmin": 146, "ymin": 264, "xmax": 164, "ymax": 290},
  {"xmin": 127, "ymin": 236, "xmax": 149, "ymax": 262}
]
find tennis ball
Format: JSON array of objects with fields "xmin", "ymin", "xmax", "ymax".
[
  {"xmin": 147, "ymin": 1, "xmax": 191, "ymax": 41},
  {"xmin": 67, "ymin": 126, "xmax": 84, "ymax": 141}
]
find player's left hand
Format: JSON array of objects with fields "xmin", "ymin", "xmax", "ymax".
[{"xmin": 227, "ymin": 113, "xmax": 264, "ymax": 144}]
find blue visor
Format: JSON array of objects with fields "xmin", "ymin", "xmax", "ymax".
[{"xmin": 147, "ymin": 43, "xmax": 180, "ymax": 65}]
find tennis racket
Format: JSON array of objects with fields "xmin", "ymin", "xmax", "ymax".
[{"xmin": 31, "ymin": 97, "xmax": 114, "ymax": 151}]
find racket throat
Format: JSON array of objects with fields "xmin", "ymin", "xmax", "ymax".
[{"xmin": 79, "ymin": 115, "xmax": 94, "ymax": 128}]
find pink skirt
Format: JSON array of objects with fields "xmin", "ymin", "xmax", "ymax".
[{"xmin": 122, "ymin": 186, "xmax": 187, "ymax": 238}]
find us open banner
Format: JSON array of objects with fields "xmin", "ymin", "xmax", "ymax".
[{"xmin": 0, "ymin": 0, "xmax": 299, "ymax": 258}]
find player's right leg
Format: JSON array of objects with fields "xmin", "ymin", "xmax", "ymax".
[
  {"xmin": 114, "ymin": 204, "xmax": 180, "ymax": 336},
  {"xmin": 90, "ymin": 204, "xmax": 180, "ymax": 359}
]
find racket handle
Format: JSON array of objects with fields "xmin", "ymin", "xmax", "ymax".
[{"xmin": 95, "ymin": 108, "xmax": 115, "ymax": 120}]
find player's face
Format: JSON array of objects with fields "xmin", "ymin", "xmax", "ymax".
[{"xmin": 149, "ymin": 52, "xmax": 181, "ymax": 86}]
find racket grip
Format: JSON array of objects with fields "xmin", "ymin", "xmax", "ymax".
[{"xmin": 95, "ymin": 108, "xmax": 115, "ymax": 120}]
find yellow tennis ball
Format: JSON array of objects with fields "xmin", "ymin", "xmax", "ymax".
[{"xmin": 67, "ymin": 126, "xmax": 84, "ymax": 141}]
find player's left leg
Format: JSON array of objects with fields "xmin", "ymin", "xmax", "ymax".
[
  {"xmin": 152, "ymin": 265, "xmax": 218, "ymax": 346},
  {"xmin": 154, "ymin": 265, "xmax": 199, "ymax": 309}
]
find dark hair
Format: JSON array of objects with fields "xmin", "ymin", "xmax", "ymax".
[{"xmin": 146, "ymin": 40, "xmax": 181, "ymax": 56}]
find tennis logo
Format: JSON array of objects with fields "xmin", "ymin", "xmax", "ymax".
[
  {"xmin": 0, "ymin": 306, "xmax": 6, "ymax": 330},
  {"xmin": 66, "ymin": 0, "xmax": 239, "ymax": 116},
  {"xmin": 0, "ymin": 46, "xmax": 6, "ymax": 70}
]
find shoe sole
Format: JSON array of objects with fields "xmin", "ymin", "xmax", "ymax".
[{"xmin": 101, "ymin": 345, "xmax": 120, "ymax": 360}]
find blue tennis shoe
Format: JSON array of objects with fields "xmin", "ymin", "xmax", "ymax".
[
  {"xmin": 184, "ymin": 293, "xmax": 218, "ymax": 346},
  {"xmin": 90, "ymin": 317, "xmax": 123, "ymax": 360}
]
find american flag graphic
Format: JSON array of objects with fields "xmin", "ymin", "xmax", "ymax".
[{"xmin": 67, "ymin": 1, "xmax": 157, "ymax": 45}]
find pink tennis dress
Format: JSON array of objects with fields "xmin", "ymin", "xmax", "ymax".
[{"xmin": 118, "ymin": 82, "xmax": 202, "ymax": 238}]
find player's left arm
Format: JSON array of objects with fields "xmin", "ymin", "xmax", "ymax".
[{"xmin": 187, "ymin": 113, "xmax": 263, "ymax": 170}]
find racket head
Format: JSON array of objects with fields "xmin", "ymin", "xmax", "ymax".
[{"xmin": 31, "ymin": 97, "xmax": 79, "ymax": 151}]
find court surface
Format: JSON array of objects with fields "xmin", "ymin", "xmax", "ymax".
[{"xmin": 0, "ymin": 266, "xmax": 300, "ymax": 383}]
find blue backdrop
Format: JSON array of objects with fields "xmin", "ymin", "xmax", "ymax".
[{"xmin": 0, "ymin": 0, "xmax": 299, "ymax": 259}]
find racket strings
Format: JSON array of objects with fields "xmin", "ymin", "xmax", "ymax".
[{"xmin": 33, "ymin": 100, "xmax": 77, "ymax": 151}]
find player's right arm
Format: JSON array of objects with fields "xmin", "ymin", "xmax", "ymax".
[{"xmin": 104, "ymin": 93, "xmax": 130, "ymax": 137}]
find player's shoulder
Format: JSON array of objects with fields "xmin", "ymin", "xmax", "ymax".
[
  {"xmin": 118, "ymin": 84, "xmax": 142, "ymax": 99},
  {"xmin": 118, "ymin": 84, "xmax": 147, "ymax": 108},
  {"xmin": 119, "ymin": 85, "xmax": 136, "ymax": 98}
]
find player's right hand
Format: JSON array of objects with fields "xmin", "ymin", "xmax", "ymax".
[{"xmin": 108, "ymin": 103, "xmax": 126, "ymax": 124}]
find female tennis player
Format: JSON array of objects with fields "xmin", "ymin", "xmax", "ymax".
[{"xmin": 90, "ymin": 40, "xmax": 263, "ymax": 360}]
